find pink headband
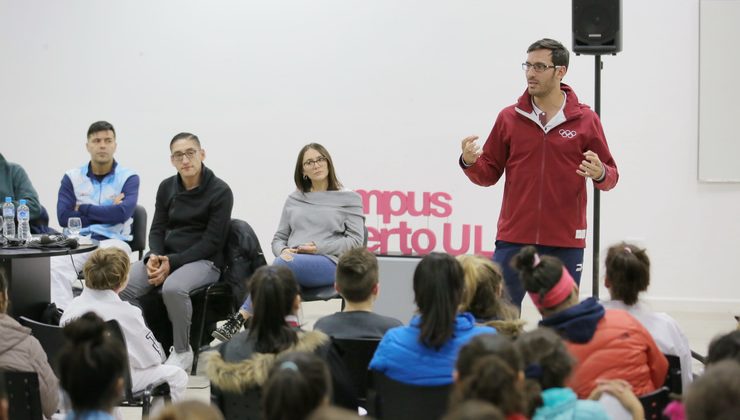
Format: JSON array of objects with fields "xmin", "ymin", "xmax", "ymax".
[{"xmin": 528, "ymin": 267, "xmax": 576, "ymax": 310}]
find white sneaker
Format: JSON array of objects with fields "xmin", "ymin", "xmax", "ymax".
[{"xmin": 164, "ymin": 346, "xmax": 194, "ymax": 372}]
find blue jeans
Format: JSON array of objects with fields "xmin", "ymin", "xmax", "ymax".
[
  {"xmin": 492, "ymin": 240, "xmax": 584, "ymax": 310},
  {"xmin": 240, "ymin": 254, "xmax": 337, "ymax": 313}
]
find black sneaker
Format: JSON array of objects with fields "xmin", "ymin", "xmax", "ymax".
[{"xmin": 212, "ymin": 312, "xmax": 245, "ymax": 342}]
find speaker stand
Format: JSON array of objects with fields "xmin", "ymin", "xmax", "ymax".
[{"xmin": 591, "ymin": 55, "xmax": 602, "ymax": 300}]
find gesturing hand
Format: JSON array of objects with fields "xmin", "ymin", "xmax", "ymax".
[
  {"xmin": 577, "ymin": 150, "xmax": 605, "ymax": 180},
  {"xmin": 460, "ymin": 136, "xmax": 482, "ymax": 166}
]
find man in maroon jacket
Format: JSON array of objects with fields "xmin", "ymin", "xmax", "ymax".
[{"xmin": 459, "ymin": 38, "xmax": 619, "ymax": 309}]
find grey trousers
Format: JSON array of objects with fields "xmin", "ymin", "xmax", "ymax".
[{"xmin": 121, "ymin": 259, "xmax": 220, "ymax": 353}]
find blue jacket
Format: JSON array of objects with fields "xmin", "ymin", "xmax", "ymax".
[
  {"xmin": 57, "ymin": 161, "xmax": 139, "ymax": 241},
  {"xmin": 369, "ymin": 313, "xmax": 496, "ymax": 386},
  {"xmin": 533, "ymin": 388, "xmax": 609, "ymax": 420}
]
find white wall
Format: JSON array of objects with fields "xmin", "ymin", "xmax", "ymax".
[{"xmin": 1, "ymin": 0, "xmax": 738, "ymax": 312}]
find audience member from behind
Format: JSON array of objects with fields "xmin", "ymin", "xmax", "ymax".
[
  {"xmin": 370, "ymin": 253, "xmax": 496, "ymax": 385},
  {"xmin": 450, "ymin": 334, "xmax": 527, "ymax": 419},
  {"xmin": 306, "ymin": 406, "xmax": 363, "ymax": 420},
  {"xmin": 512, "ymin": 245, "xmax": 667, "ymax": 398},
  {"xmin": 205, "ymin": 265, "xmax": 356, "ymax": 419},
  {"xmin": 0, "ymin": 271, "xmax": 59, "ymax": 419},
  {"xmin": 457, "ymin": 255, "xmax": 524, "ymax": 337},
  {"xmin": 706, "ymin": 330, "xmax": 740, "ymax": 365},
  {"xmin": 60, "ymin": 247, "xmax": 188, "ymax": 401},
  {"xmin": 214, "ymin": 142, "xmax": 364, "ymax": 342},
  {"xmin": 58, "ymin": 312, "xmax": 127, "ymax": 420},
  {"xmin": 602, "ymin": 242, "xmax": 692, "ymax": 391},
  {"xmin": 313, "ymin": 247, "xmax": 402, "ymax": 339},
  {"xmin": 152, "ymin": 400, "xmax": 225, "ymax": 420},
  {"xmin": 516, "ymin": 328, "xmax": 610, "ymax": 419},
  {"xmin": 442, "ymin": 400, "xmax": 505, "ymax": 420},
  {"xmin": 684, "ymin": 360, "xmax": 740, "ymax": 420},
  {"xmin": 262, "ymin": 352, "xmax": 331, "ymax": 420}
]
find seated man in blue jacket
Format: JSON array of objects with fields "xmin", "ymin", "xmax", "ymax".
[
  {"xmin": 0, "ymin": 153, "xmax": 53, "ymax": 234},
  {"xmin": 120, "ymin": 132, "xmax": 233, "ymax": 371},
  {"xmin": 51, "ymin": 121, "xmax": 140, "ymax": 310}
]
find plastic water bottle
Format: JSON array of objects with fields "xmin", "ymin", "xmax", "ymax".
[
  {"xmin": 17, "ymin": 199, "xmax": 31, "ymax": 242},
  {"xmin": 2, "ymin": 197, "xmax": 15, "ymax": 239}
]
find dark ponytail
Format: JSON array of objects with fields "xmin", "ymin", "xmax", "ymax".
[
  {"xmin": 248, "ymin": 266, "xmax": 299, "ymax": 353},
  {"xmin": 511, "ymin": 246, "xmax": 564, "ymax": 303},
  {"xmin": 413, "ymin": 253, "xmax": 465, "ymax": 349},
  {"xmin": 605, "ymin": 242, "xmax": 650, "ymax": 305},
  {"xmin": 262, "ymin": 351, "xmax": 332, "ymax": 420},
  {"xmin": 58, "ymin": 312, "xmax": 127, "ymax": 413}
]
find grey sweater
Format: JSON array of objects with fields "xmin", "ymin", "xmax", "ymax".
[{"xmin": 271, "ymin": 190, "xmax": 365, "ymax": 262}]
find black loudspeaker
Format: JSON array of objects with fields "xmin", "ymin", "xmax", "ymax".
[{"xmin": 572, "ymin": 0, "xmax": 622, "ymax": 55}]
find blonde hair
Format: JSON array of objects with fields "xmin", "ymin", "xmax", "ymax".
[
  {"xmin": 457, "ymin": 255, "xmax": 518, "ymax": 322},
  {"xmin": 83, "ymin": 248, "xmax": 130, "ymax": 290}
]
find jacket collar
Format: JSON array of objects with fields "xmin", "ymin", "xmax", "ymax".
[
  {"xmin": 514, "ymin": 83, "xmax": 584, "ymax": 121},
  {"xmin": 85, "ymin": 160, "xmax": 118, "ymax": 179},
  {"xmin": 540, "ymin": 297, "xmax": 605, "ymax": 344}
]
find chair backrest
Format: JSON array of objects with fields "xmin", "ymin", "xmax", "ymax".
[
  {"xmin": 18, "ymin": 316, "xmax": 65, "ymax": 376},
  {"xmin": 663, "ymin": 354, "xmax": 683, "ymax": 395},
  {"xmin": 127, "ymin": 205, "xmax": 147, "ymax": 260},
  {"xmin": 369, "ymin": 371, "xmax": 451, "ymax": 420},
  {"xmin": 639, "ymin": 386, "xmax": 670, "ymax": 420},
  {"xmin": 332, "ymin": 338, "xmax": 381, "ymax": 403},
  {"xmin": 4, "ymin": 371, "xmax": 43, "ymax": 420},
  {"xmin": 104, "ymin": 319, "xmax": 136, "ymax": 403}
]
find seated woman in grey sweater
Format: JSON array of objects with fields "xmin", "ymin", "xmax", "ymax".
[{"xmin": 214, "ymin": 143, "xmax": 365, "ymax": 342}]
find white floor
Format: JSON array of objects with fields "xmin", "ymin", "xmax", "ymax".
[{"xmin": 121, "ymin": 299, "xmax": 738, "ymax": 419}]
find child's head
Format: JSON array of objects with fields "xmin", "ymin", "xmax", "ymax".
[
  {"xmin": 58, "ymin": 312, "xmax": 127, "ymax": 413},
  {"xmin": 452, "ymin": 354, "xmax": 525, "ymax": 416},
  {"xmin": 262, "ymin": 351, "xmax": 332, "ymax": 420},
  {"xmin": 511, "ymin": 246, "xmax": 577, "ymax": 314},
  {"xmin": 684, "ymin": 360, "xmax": 740, "ymax": 420},
  {"xmin": 83, "ymin": 247, "xmax": 131, "ymax": 291},
  {"xmin": 516, "ymin": 327, "xmax": 574, "ymax": 390},
  {"xmin": 457, "ymin": 255, "xmax": 518, "ymax": 321},
  {"xmin": 604, "ymin": 242, "xmax": 650, "ymax": 305},
  {"xmin": 455, "ymin": 334, "xmax": 522, "ymax": 380},
  {"xmin": 413, "ymin": 252, "xmax": 465, "ymax": 349},
  {"xmin": 249, "ymin": 266, "xmax": 300, "ymax": 353},
  {"xmin": 335, "ymin": 247, "xmax": 378, "ymax": 303},
  {"xmin": 152, "ymin": 400, "xmax": 225, "ymax": 420},
  {"xmin": 442, "ymin": 400, "xmax": 504, "ymax": 420},
  {"xmin": 706, "ymin": 330, "xmax": 740, "ymax": 365}
]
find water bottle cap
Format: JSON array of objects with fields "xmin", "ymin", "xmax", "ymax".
[
  {"xmin": 4, "ymin": 197, "xmax": 10, "ymax": 202},
  {"xmin": 19, "ymin": 199, "xmax": 27, "ymax": 205}
]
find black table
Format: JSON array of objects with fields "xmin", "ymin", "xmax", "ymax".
[{"xmin": 0, "ymin": 244, "xmax": 97, "ymax": 320}]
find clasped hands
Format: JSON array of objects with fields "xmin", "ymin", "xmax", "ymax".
[
  {"xmin": 460, "ymin": 136, "xmax": 604, "ymax": 180},
  {"xmin": 280, "ymin": 242, "xmax": 317, "ymax": 262},
  {"xmin": 146, "ymin": 254, "xmax": 171, "ymax": 286}
]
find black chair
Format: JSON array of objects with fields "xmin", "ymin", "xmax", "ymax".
[
  {"xmin": 299, "ymin": 226, "xmax": 368, "ymax": 309},
  {"xmin": 332, "ymin": 337, "xmax": 381, "ymax": 406},
  {"xmin": 213, "ymin": 385, "xmax": 262, "ymax": 420},
  {"xmin": 4, "ymin": 371, "xmax": 43, "ymax": 420},
  {"xmin": 639, "ymin": 386, "xmax": 670, "ymax": 420},
  {"xmin": 105, "ymin": 320, "xmax": 171, "ymax": 416},
  {"xmin": 368, "ymin": 371, "xmax": 451, "ymax": 420},
  {"xmin": 663, "ymin": 354, "xmax": 683, "ymax": 395},
  {"xmin": 139, "ymin": 219, "xmax": 267, "ymax": 375},
  {"xmin": 127, "ymin": 205, "xmax": 147, "ymax": 260},
  {"xmin": 19, "ymin": 316, "xmax": 65, "ymax": 376}
]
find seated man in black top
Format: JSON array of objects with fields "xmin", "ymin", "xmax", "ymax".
[
  {"xmin": 313, "ymin": 247, "xmax": 402, "ymax": 339},
  {"xmin": 120, "ymin": 132, "xmax": 233, "ymax": 370}
]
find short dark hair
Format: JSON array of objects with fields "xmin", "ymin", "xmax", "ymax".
[
  {"xmin": 527, "ymin": 38, "xmax": 569, "ymax": 68},
  {"xmin": 169, "ymin": 132, "xmax": 201, "ymax": 149},
  {"xmin": 294, "ymin": 143, "xmax": 342, "ymax": 193},
  {"xmin": 87, "ymin": 121, "xmax": 115, "ymax": 138},
  {"xmin": 455, "ymin": 334, "xmax": 522, "ymax": 380},
  {"xmin": 707, "ymin": 330, "xmax": 740, "ymax": 365},
  {"xmin": 335, "ymin": 247, "xmax": 378, "ymax": 302},
  {"xmin": 262, "ymin": 351, "xmax": 332, "ymax": 420},
  {"xmin": 413, "ymin": 252, "xmax": 465, "ymax": 349},
  {"xmin": 516, "ymin": 327, "xmax": 574, "ymax": 390},
  {"xmin": 605, "ymin": 242, "xmax": 650, "ymax": 305},
  {"xmin": 442, "ymin": 400, "xmax": 505, "ymax": 420},
  {"xmin": 58, "ymin": 312, "xmax": 127, "ymax": 412}
]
